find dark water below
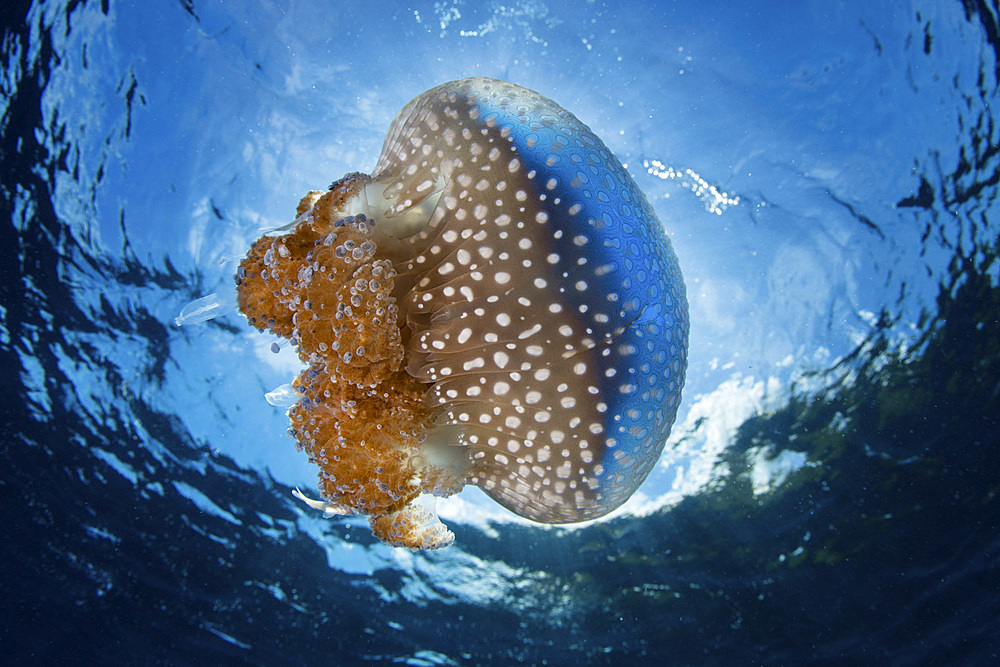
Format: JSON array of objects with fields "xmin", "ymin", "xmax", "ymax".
[{"xmin": 2, "ymin": 0, "xmax": 999, "ymax": 664}]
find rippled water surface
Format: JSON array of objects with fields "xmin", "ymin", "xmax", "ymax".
[{"xmin": 3, "ymin": 0, "xmax": 999, "ymax": 663}]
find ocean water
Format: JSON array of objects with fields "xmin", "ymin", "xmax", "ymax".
[{"xmin": 2, "ymin": 0, "xmax": 999, "ymax": 664}]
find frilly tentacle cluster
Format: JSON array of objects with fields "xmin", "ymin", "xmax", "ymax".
[{"xmin": 235, "ymin": 174, "xmax": 460, "ymax": 550}]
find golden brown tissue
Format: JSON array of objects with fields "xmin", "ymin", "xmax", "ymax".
[{"xmin": 236, "ymin": 174, "xmax": 459, "ymax": 550}]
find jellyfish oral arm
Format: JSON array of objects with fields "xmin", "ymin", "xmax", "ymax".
[{"xmin": 292, "ymin": 487, "xmax": 354, "ymax": 517}]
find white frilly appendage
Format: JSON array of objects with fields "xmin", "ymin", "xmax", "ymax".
[
  {"xmin": 265, "ymin": 383, "xmax": 298, "ymax": 407},
  {"xmin": 174, "ymin": 292, "xmax": 237, "ymax": 327},
  {"xmin": 390, "ymin": 494, "xmax": 455, "ymax": 550},
  {"xmin": 292, "ymin": 488, "xmax": 354, "ymax": 517}
]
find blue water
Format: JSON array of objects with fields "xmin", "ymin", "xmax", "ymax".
[{"xmin": 3, "ymin": 0, "xmax": 999, "ymax": 663}]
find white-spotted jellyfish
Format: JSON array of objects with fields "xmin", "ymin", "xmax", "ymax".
[{"xmin": 235, "ymin": 78, "xmax": 688, "ymax": 549}]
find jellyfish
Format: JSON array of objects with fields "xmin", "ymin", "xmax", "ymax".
[{"xmin": 235, "ymin": 78, "xmax": 688, "ymax": 550}]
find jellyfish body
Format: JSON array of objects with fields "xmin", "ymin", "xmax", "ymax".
[{"xmin": 236, "ymin": 78, "xmax": 688, "ymax": 549}]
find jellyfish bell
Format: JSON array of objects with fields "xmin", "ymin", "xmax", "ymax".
[{"xmin": 235, "ymin": 77, "xmax": 689, "ymax": 550}]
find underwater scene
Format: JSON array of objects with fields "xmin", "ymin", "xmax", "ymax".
[{"xmin": 2, "ymin": 0, "xmax": 998, "ymax": 664}]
